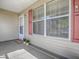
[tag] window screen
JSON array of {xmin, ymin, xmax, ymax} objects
[
  {"xmin": 33, "ymin": 5, "xmax": 44, "ymax": 35},
  {"xmin": 46, "ymin": 0, "xmax": 69, "ymax": 17},
  {"xmin": 33, "ymin": 6, "xmax": 44, "ymax": 21},
  {"xmin": 33, "ymin": 21, "xmax": 44, "ymax": 35},
  {"xmin": 46, "ymin": 0, "xmax": 69, "ymax": 38},
  {"xmin": 46, "ymin": 16, "xmax": 69, "ymax": 38}
]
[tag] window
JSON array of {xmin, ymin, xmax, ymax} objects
[
  {"xmin": 33, "ymin": 0, "xmax": 69, "ymax": 38},
  {"xmin": 20, "ymin": 26, "xmax": 23, "ymax": 34},
  {"xmin": 33, "ymin": 21, "xmax": 44, "ymax": 35},
  {"xmin": 33, "ymin": 5, "xmax": 44, "ymax": 35},
  {"xmin": 46, "ymin": 0, "xmax": 69, "ymax": 38},
  {"xmin": 46, "ymin": 16, "xmax": 69, "ymax": 38},
  {"xmin": 46, "ymin": 0, "xmax": 69, "ymax": 17}
]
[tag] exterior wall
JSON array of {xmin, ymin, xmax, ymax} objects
[
  {"xmin": 21, "ymin": 0, "xmax": 79, "ymax": 59},
  {"xmin": 29, "ymin": 35, "xmax": 79, "ymax": 59},
  {"xmin": 0, "ymin": 9, "xmax": 19, "ymax": 41}
]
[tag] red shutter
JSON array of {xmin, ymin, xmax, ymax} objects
[
  {"xmin": 72, "ymin": 0, "xmax": 79, "ymax": 43},
  {"xmin": 28, "ymin": 9, "xmax": 32, "ymax": 35}
]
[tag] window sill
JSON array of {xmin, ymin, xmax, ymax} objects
[{"xmin": 32, "ymin": 34, "xmax": 71, "ymax": 42}]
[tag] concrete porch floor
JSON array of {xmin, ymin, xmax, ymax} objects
[{"xmin": 0, "ymin": 40, "xmax": 57, "ymax": 59}]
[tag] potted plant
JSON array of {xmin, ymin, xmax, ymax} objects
[
  {"xmin": 25, "ymin": 40, "xmax": 30, "ymax": 45},
  {"xmin": 23, "ymin": 38, "xmax": 30, "ymax": 45}
]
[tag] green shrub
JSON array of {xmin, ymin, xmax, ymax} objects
[{"xmin": 23, "ymin": 38, "xmax": 30, "ymax": 43}]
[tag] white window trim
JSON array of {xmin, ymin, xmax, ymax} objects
[
  {"xmin": 44, "ymin": 3, "xmax": 46, "ymax": 37},
  {"xmin": 69, "ymin": 0, "xmax": 72, "ymax": 41},
  {"xmin": 46, "ymin": 14, "xmax": 69, "ymax": 20},
  {"xmin": 32, "ymin": 19, "xmax": 44, "ymax": 22}
]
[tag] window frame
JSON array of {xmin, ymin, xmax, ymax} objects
[
  {"xmin": 32, "ymin": 0, "xmax": 72, "ymax": 40},
  {"xmin": 32, "ymin": 5, "xmax": 44, "ymax": 35}
]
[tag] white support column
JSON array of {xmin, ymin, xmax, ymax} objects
[{"xmin": 44, "ymin": 3, "xmax": 46, "ymax": 37}]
